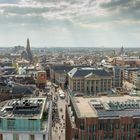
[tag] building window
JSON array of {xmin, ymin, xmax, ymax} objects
[
  {"xmin": 80, "ymin": 123, "xmax": 84, "ymax": 130},
  {"xmin": 43, "ymin": 135, "xmax": 46, "ymax": 140},
  {"xmin": 7, "ymin": 119, "xmax": 15, "ymax": 130},
  {"xmin": 122, "ymin": 124, "xmax": 125, "ymax": 131},
  {"xmin": 73, "ymin": 83, "xmax": 76, "ymax": 90},
  {"xmin": 92, "ymin": 135, "xmax": 96, "ymax": 140},
  {"xmin": 126, "ymin": 124, "xmax": 131, "ymax": 132},
  {"xmin": 88, "ymin": 135, "xmax": 91, "ymax": 140},
  {"xmin": 87, "ymin": 87, "xmax": 89, "ymax": 92},
  {"xmin": 96, "ymin": 86, "xmax": 98, "ymax": 91},
  {"xmin": 109, "ymin": 133, "xmax": 113, "ymax": 139},
  {"xmin": 30, "ymin": 135, "xmax": 35, "ymax": 140},
  {"xmin": 0, "ymin": 134, "xmax": 2, "ymax": 140},
  {"xmin": 98, "ymin": 135, "xmax": 102, "ymax": 140},
  {"xmin": 0, "ymin": 119, "xmax": 1, "ymax": 129},
  {"xmin": 81, "ymin": 134, "xmax": 84, "ymax": 140},
  {"xmin": 92, "ymin": 124, "xmax": 96, "ymax": 132},
  {"xmin": 99, "ymin": 122, "xmax": 102, "ymax": 130},
  {"xmin": 138, "ymin": 123, "xmax": 140, "ymax": 132},
  {"xmin": 132, "ymin": 134, "xmax": 136, "ymax": 140},
  {"xmin": 104, "ymin": 133, "xmax": 108, "ymax": 139},
  {"xmin": 109, "ymin": 123, "xmax": 113, "ymax": 132},
  {"xmin": 77, "ymin": 85, "xmax": 80, "ymax": 91},
  {"xmin": 96, "ymin": 81, "xmax": 98, "ymax": 84},
  {"xmin": 74, "ymin": 133, "xmax": 78, "ymax": 139},
  {"xmin": 115, "ymin": 123, "xmax": 119, "ymax": 129},
  {"xmin": 91, "ymin": 86, "xmax": 93, "ymax": 92},
  {"xmin": 121, "ymin": 134, "xmax": 125, "ymax": 140},
  {"xmin": 116, "ymin": 133, "xmax": 119, "ymax": 140},
  {"xmin": 126, "ymin": 134, "xmax": 130, "ymax": 140},
  {"xmin": 13, "ymin": 134, "xmax": 19, "ymax": 140}
]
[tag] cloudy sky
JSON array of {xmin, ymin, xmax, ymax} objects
[{"xmin": 0, "ymin": 0, "xmax": 139, "ymax": 47}]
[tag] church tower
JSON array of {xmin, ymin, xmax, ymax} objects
[
  {"xmin": 120, "ymin": 46, "xmax": 124, "ymax": 56},
  {"xmin": 26, "ymin": 38, "xmax": 33, "ymax": 62}
]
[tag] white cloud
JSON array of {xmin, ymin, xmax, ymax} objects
[
  {"xmin": 0, "ymin": 0, "xmax": 109, "ymax": 20},
  {"xmin": 0, "ymin": 0, "xmax": 140, "ymax": 47}
]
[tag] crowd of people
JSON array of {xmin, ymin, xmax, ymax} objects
[{"xmin": 52, "ymin": 88, "xmax": 65, "ymax": 140}]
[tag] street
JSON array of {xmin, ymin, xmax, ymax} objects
[
  {"xmin": 34, "ymin": 83, "xmax": 67, "ymax": 140},
  {"xmin": 51, "ymin": 87, "xmax": 66, "ymax": 140}
]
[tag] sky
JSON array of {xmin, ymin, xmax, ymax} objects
[{"xmin": 0, "ymin": 0, "xmax": 140, "ymax": 47}]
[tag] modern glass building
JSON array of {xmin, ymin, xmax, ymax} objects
[{"xmin": 0, "ymin": 98, "xmax": 52, "ymax": 140}]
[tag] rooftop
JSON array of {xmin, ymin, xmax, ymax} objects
[
  {"xmin": 0, "ymin": 97, "xmax": 47, "ymax": 119},
  {"xmin": 72, "ymin": 95, "xmax": 140, "ymax": 118},
  {"xmin": 125, "ymin": 67, "xmax": 140, "ymax": 71},
  {"xmin": 68, "ymin": 67, "xmax": 111, "ymax": 78}
]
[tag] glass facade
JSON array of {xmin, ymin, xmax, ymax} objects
[{"xmin": 0, "ymin": 118, "xmax": 41, "ymax": 131}]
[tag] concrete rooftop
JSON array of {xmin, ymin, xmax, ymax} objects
[{"xmin": 73, "ymin": 95, "xmax": 140, "ymax": 118}]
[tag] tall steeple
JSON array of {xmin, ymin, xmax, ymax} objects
[
  {"xmin": 26, "ymin": 38, "xmax": 33, "ymax": 62},
  {"xmin": 119, "ymin": 46, "xmax": 125, "ymax": 56},
  {"xmin": 26, "ymin": 38, "xmax": 30, "ymax": 50}
]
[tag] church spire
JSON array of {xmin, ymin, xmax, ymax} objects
[
  {"xmin": 26, "ymin": 38, "xmax": 33, "ymax": 62},
  {"xmin": 26, "ymin": 38, "xmax": 30, "ymax": 51}
]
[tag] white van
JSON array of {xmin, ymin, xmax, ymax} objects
[{"xmin": 59, "ymin": 90, "xmax": 65, "ymax": 99}]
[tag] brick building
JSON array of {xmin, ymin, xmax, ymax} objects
[
  {"xmin": 66, "ymin": 95, "xmax": 140, "ymax": 140},
  {"xmin": 115, "ymin": 57, "xmax": 140, "ymax": 67}
]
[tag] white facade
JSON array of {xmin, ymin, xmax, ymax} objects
[
  {"xmin": 1, "ymin": 133, "xmax": 48, "ymax": 140},
  {"xmin": 35, "ymin": 134, "xmax": 43, "ymax": 140},
  {"xmin": 19, "ymin": 133, "xmax": 29, "ymax": 140},
  {"xmin": 3, "ymin": 133, "xmax": 13, "ymax": 140}
]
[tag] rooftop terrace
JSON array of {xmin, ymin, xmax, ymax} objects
[
  {"xmin": 72, "ymin": 95, "xmax": 140, "ymax": 118},
  {"xmin": 0, "ymin": 98, "xmax": 47, "ymax": 119}
]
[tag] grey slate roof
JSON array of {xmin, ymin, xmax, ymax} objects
[
  {"xmin": 68, "ymin": 68, "xmax": 111, "ymax": 78},
  {"xmin": 51, "ymin": 65, "xmax": 90, "ymax": 74},
  {"xmin": 12, "ymin": 85, "xmax": 34, "ymax": 95},
  {"xmin": 51, "ymin": 65, "xmax": 74, "ymax": 73}
]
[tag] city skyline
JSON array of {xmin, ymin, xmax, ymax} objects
[{"xmin": 0, "ymin": 0, "xmax": 140, "ymax": 47}]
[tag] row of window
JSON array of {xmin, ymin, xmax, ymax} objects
[
  {"xmin": 73, "ymin": 80, "xmax": 111, "ymax": 84},
  {"xmin": 76, "ymin": 133, "xmax": 136, "ymax": 140},
  {"xmin": 80, "ymin": 123, "xmax": 140, "ymax": 132}
]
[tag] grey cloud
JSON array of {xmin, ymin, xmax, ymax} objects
[
  {"xmin": 3, "ymin": 6, "xmax": 51, "ymax": 15},
  {"xmin": 0, "ymin": 0, "xmax": 19, "ymax": 4},
  {"xmin": 0, "ymin": 14, "xmax": 45, "ymax": 25},
  {"xmin": 0, "ymin": 11, "xmax": 73, "ymax": 30},
  {"xmin": 98, "ymin": 0, "xmax": 140, "ymax": 22},
  {"xmin": 1, "ymin": 0, "xmax": 140, "ymax": 29},
  {"xmin": 101, "ymin": 0, "xmax": 132, "ymax": 9},
  {"xmin": 0, "ymin": 0, "xmax": 98, "ymax": 21}
]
